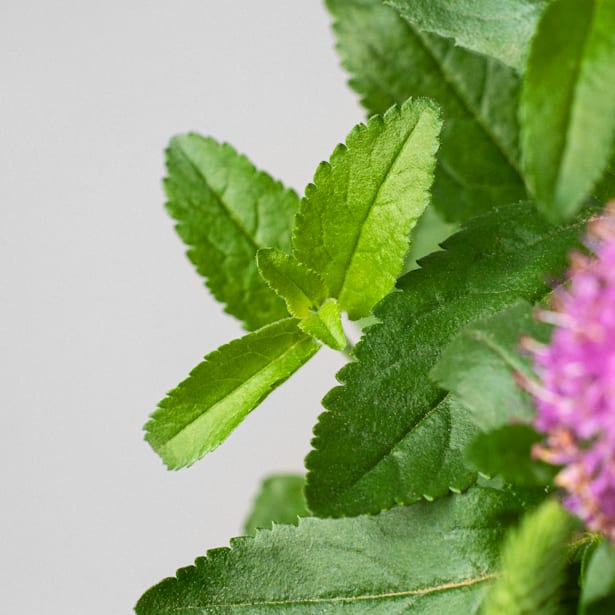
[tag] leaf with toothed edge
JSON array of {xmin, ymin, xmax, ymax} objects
[
  {"xmin": 306, "ymin": 202, "xmax": 593, "ymax": 518},
  {"xmin": 135, "ymin": 487, "xmax": 529, "ymax": 615},
  {"xmin": 325, "ymin": 0, "xmax": 527, "ymax": 223},
  {"xmin": 165, "ymin": 134, "xmax": 298, "ymax": 331},
  {"xmin": 292, "ymin": 97, "xmax": 442, "ymax": 320},
  {"xmin": 145, "ymin": 318, "xmax": 319, "ymax": 469},
  {"xmin": 243, "ymin": 474, "xmax": 309, "ymax": 535}
]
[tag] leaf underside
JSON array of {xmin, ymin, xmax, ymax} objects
[
  {"xmin": 136, "ymin": 487, "xmax": 526, "ymax": 615},
  {"xmin": 387, "ymin": 0, "xmax": 548, "ymax": 72},
  {"xmin": 306, "ymin": 202, "xmax": 590, "ymax": 518},
  {"xmin": 145, "ymin": 318, "xmax": 319, "ymax": 469},
  {"xmin": 520, "ymin": 0, "xmax": 615, "ymax": 221},
  {"xmin": 165, "ymin": 134, "xmax": 298, "ymax": 330},
  {"xmin": 293, "ymin": 98, "xmax": 442, "ymax": 320},
  {"xmin": 325, "ymin": 0, "xmax": 527, "ymax": 222}
]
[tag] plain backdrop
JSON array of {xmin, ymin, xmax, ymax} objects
[{"xmin": 1, "ymin": 1, "xmax": 363, "ymax": 612}]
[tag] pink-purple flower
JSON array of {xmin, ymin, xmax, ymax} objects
[{"xmin": 527, "ymin": 203, "xmax": 615, "ymax": 540}]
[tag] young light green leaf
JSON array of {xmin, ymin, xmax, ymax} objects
[
  {"xmin": 243, "ymin": 474, "xmax": 309, "ymax": 535},
  {"xmin": 326, "ymin": 0, "xmax": 527, "ymax": 222},
  {"xmin": 298, "ymin": 298, "xmax": 346, "ymax": 351},
  {"xmin": 145, "ymin": 318, "xmax": 319, "ymax": 469},
  {"xmin": 387, "ymin": 0, "xmax": 548, "ymax": 72},
  {"xmin": 480, "ymin": 500, "xmax": 576, "ymax": 615},
  {"xmin": 256, "ymin": 248, "xmax": 329, "ymax": 318},
  {"xmin": 306, "ymin": 202, "xmax": 591, "ymax": 518},
  {"xmin": 136, "ymin": 488, "xmax": 525, "ymax": 615},
  {"xmin": 293, "ymin": 98, "xmax": 442, "ymax": 320},
  {"xmin": 165, "ymin": 134, "xmax": 298, "ymax": 330},
  {"xmin": 430, "ymin": 300, "xmax": 550, "ymax": 431},
  {"xmin": 520, "ymin": 0, "xmax": 615, "ymax": 221},
  {"xmin": 466, "ymin": 425, "xmax": 557, "ymax": 487},
  {"xmin": 256, "ymin": 248, "xmax": 328, "ymax": 318},
  {"xmin": 580, "ymin": 540, "xmax": 615, "ymax": 615}
]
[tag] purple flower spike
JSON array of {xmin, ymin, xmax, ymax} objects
[{"xmin": 528, "ymin": 203, "xmax": 615, "ymax": 540}]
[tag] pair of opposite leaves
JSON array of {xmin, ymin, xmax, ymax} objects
[{"xmin": 145, "ymin": 98, "xmax": 443, "ymax": 469}]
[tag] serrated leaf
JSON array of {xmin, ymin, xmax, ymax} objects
[
  {"xmin": 256, "ymin": 248, "xmax": 328, "ymax": 318},
  {"xmin": 431, "ymin": 300, "xmax": 550, "ymax": 431},
  {"xmin": 293, "ymin": 98, "xmax": 442, "ymax": 320},
  {"xmin": 325, "ymin": 0, "xmax": 527, "ymax": 222},
  {"xmin": 404, "ymin": 206, "xmax": 459, "ymax": 273},
  {"xmin": 466, "ymin": 425, "xmax": 557, "ymax": 487},
  {"xmin": 580, "ymin": 540, "xmax": 615, "ymax": 615},
  {"xmin": 136, "ymin": 487, "xmax": 525, "ymax": 615},
  {"xmin": 243, "ymin": 474, "xmax": 309, "ymax": 535},
  {"xmin": 145, "ymin": 318, "xmax": 319, "ymax": 469},
  {"xmin": 387, "ymin": 0, "xmax": 548, "ymax": 72},
  {"xmin": 480, "ymin": 500, "xmax": 576, "ymax": 615},
  {"xmin": 520, "ymin": 0, "xmax": 615, "ymax": 221},
  {"xmin": 165, "ymin": 134, "xmax": 298, "ymax": 330},
  {"xmin": 298, "ymin": 298, "xmax": 347, "ymax": 351},
  {"xmin": 306, "ymin": 202, "xmax": 590, "ymax": 518}
]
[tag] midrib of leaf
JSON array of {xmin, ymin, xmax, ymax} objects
[
  {"xmin": 156, "ymin": 333, "xmax": 317, "ymax": 453},
  {"xmin": 551, "ymin": 1, "xmax": 597, "ymax": 200},
  {"xmin": 408, "ymin": 23, "xmax": 523, "ymax": 180},
  {"xmin": 168, "ymin": 574, "xmax": 495, "ymax": 610},
  {"xmin": 176, "ymin": 145, "xmax": 261, "ymax": 252},
  {"xmin": 336, "ymin": 116, "xmax": 424, "ymax": 302},
  {"xmin": 467, "ymin": 329, "xmax": 532, "ymax": 376}
]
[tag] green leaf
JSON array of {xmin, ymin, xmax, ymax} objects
[
  {"xmin": 256, "ymin": 248, "xmax": 328, "ymax": 318},
  {"xmin": 243, "ymin": 474, "xmax": 309, "ymax": 535},
  {"xmin": 520, "ymin": 0, "xmax": 615, "ymax": 221},
  {"xmin": 325, "ymin": 0, "xmax": 527, "ymax": 222},
  {"xmin": 293, "ymin": 98, "xmax": 442, "ymax": 320},
  {"xmin": 480, "ymin": 500, "xmax": 576, "ymax": 615},
  {"xmin": 306, "ymin": 202, "xmax": 590, "ymax": 518},
  {"xmin": 298, "ymin": 298, "xmax": 347, "ymax": 351},
  {"xmin": 430, "ymin": 300, "xmax": 550, "ymax": 431},
  {"xmin": 404, "ymin": 206, "xmax": 459, "ymax": 273},
  {"xmin": 387, "ymin": 0, "xmax": 548, "ymax": 72},
  {"xmin": 145, "ymin": 318, "xmax": 319, "ymax": 469},
  {"xmin": 136, "ymin": 487, "xmax": 526, "ymax": 615},
  {"xmin": 580, "ymin": 540, "xmax": 615, "ymax": 614},
  {"xmin": 465, "ymin": 425, "xmax": 557, "ymax": 487},
  {"xmin": 165, "ymin": 134, "xmax": 298, "ymax": 330}
]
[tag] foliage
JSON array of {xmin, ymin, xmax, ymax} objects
[{"xmin": 137, "ymin": 1, "xmax": 615, "ymax": 613}]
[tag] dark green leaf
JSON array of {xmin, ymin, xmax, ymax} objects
[
  {"xmin": 145, "ymin": 318, "xmax": 319, "ymax": 469},
  {"xmin": 326, "ymin": 0, "xmax": 527, "ymax": 222},
  {"xmin": 520, "ymin": 0, "xmax": 615, "ymax": 221},
  {"xmin": 165, "ymin": 134, "xmax": 298, "ymax": 330},
  {"xmin": 580, "ymin": 540, "xmax": 615, "ymax": 615},
  {"xmin": 293, "ymin": 98, "xmax": 442, "ymax": 320},
  {"xmin": 465, "ymin": 425, "xmax": 557, "ymax": 487},
  {"xmin": 387, "ymin": 0, "xmax": 548, "ymax": 72},
  {"xmin": 306, "ymin": 202, "xmax": 589, "ymax": 518},
  {"xmin": 136, "ymin": 488, "xmax": 525, "ymax": 615},
  {"xmin": 243, "ymin": 474, "xmax": 309, "ymax": 535}
]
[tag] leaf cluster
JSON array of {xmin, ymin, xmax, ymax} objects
[{"xmin": 137, "ymin": 1, "xmax": 615, "ymax": 613}]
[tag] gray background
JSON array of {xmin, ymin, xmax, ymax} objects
[{"xmin": 1, "ymin": 1, "xmax": 362, "ymax": 612}]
